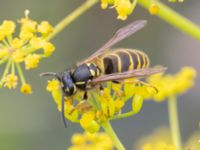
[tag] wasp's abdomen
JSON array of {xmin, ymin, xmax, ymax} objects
[{"xmin": 102, "ymin": 49, "xmax": 149, "ymax": 74}]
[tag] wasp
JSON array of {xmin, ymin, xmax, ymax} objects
[{"xmin": 41, "ymin": 20, "xmax": 166, "ymax": 127}]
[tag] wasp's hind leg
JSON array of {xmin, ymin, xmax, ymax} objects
[
  {"xmin": 136, "ymin": 80, "xmax": 158, "ymax": 93},
  {"xmin": 124, "ymin": 79, "xmax": 158, "ymax": 93}
]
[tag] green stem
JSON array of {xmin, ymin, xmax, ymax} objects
[
  {"xmin": 168, "ymin": 96, "xmax": 182, "ymax": 150},
  {"xmin": 111, "ymin": 110, "xmax": 137, "ymax": 120},
  {"xmin": 0, "ymin": 57, "xmax": 8, "ymax": 65},
  {"xmin": 138, "ymin": 0, "xmax": 200, "ymax": 41},
  {"xmin": 0, "ymin": 59, "xmax": 12, "ymax": 87},
  {"xmin": 46, "ymin": 0, "xmax": 98, "ymax": 41},
  {"xmin": 101, "ymin": 120, "xmax": 125, "ymax": 150},
  {"xmin": 16, "ymin": 63, "xmax": 26, "ymax": 84}
]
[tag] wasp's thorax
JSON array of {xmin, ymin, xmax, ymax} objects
[
  {"xmin": 60, "ymin": 63, "xmax": 101, "ymax": 96},
  {"xmin": 72, "ymin": 63, "xmax": 101, "ymax": 90}
]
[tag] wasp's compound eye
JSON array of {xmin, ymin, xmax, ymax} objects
[{"xmin": 62, "ymin": 72, "xmax": 76, "ymax": 96}]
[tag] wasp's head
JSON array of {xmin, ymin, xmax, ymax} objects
[
  {"xmin": 40, "ymin": 71, "xmax": 77, "ymax": 96},
  {"xmin": 40, "ymin": 71, "xmax": 77, "ymax": 128},
  {"xmin": 60, "ymin": 71, "xmax": 77, "ymax": 96}
]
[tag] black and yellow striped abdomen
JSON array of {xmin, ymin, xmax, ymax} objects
[{"xmin": 100, "ymin": 49, "xmax": 150, "ymax": 74}]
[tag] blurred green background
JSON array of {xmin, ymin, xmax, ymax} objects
[{"xmin": 0, "ymin": 0, "xmax": 199, "ymax": 150}]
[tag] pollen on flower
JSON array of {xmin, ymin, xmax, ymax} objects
[
  {"xmin": 100, "ymin": 0, "xmax": 136, "ymax": 20},
  {"xmin": 46, "ymin": 79, "xmax": 60, "ymax": 92},
  {"xmin": 20, "ymin": 83, "xmax": 32, "ymax": 94},
  {"xmin": 0, "ymin": 10, "xmax": 54, "ymax": 93},
  {"xmin": 3, "ymin": 74, "xmax": 18, "ymax": 89},
  {"xmin": 24, "ymin": 54, "xmax": 40, "ymax": 69}
]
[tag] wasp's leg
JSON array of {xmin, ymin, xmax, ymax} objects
[
  {"xmin": 99, "ymin": 84, "xmax": 104, "ymax": 95},
  {"xmin": 137, "ymin": 80, "xmax": 158, "ymax": 93},
  {"xmin": 124, "ymin": 79, "xmax": 158, "ymax": 93},
  {"xmin": 83, "ymin": 91, "xmax": 88, "ymax": 100}
]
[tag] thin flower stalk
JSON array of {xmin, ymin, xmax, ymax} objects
[
  {"xmin": 168, "ymin": 96, "xmax": 182, "ymax": 150},
  {"xmin": 138, "ymin": 0, "xmax": 200, "ymax": 41},
  {"xmin": 46, "ymin": 0, "xmax": 98, "ymax": 41}
]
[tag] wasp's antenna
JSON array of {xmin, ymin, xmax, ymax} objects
[
  {"xmin": 40, "ymin": 72, "xmax": 57, "ymax": 77},
  {"xmin": 61, "ymin": 88, "xmax": 67, "ymax": 128},
  {"xmin": 40, "ymin": 71, "xmax": 67, "ymax": 127}
]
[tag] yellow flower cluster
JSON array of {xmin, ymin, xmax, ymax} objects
[
  {"xmin": 68, "ymin": 132, "xmax": 114, "ymax": 150},
  {"xmin": 136, "ymin": 127, "xmax": 200, "ymax": 150},
  {"xmin": 0, "ymin": 10, "xmax": 54, "ymax": 94},
  {"xmin": 100, "ymin": 0, "xmax": 137, "ymax": 20},
  {"xmin": 147, "ymin": 67, "xmax": 196, "ymax": 101},
  {"xmin": 46, "ymin": 67, "xmax": 196, "ymax": 132},
  {"xmin": 135, "ymin": 127, "xmax": 177, "ymax": 150},
  {"xmin": 46, "ymin": 79, "xmax": 155, "ymax": 132}
]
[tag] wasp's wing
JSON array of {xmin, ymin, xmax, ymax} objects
[
  {"xmin": 89, "ymin": 67, "xmax": 167, "ymax": 84},
  {"xmin": 81, "ymin": 20, "xmax": 147, "ymax": 64}
]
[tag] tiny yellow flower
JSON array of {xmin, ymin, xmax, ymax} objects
[
  {"xmin": 43, "ymin": 42, "xmax": 55, "ymax": 56},
  {"xmin": 20, "ymin": 83, "xmax": 32, "ymax": 94},
  {"xmin": 80, "ymin": 112, "xmax": 100, "ymax": 133},
  {"xmin": 19, "ymin": 18, "xmax": 37, "ymax": 33},
  {"xmin": 19, "ymin": 30, "xmax": 34, "ymax": 40},
  {"xmin": 29, "ymin": 37, "xmax": 44, "ymax": 49},
  {"xmin": 100, "ymin": 0, "xmax": 136, "ymax": 20},
  {"xmin": 37, "ymin": 21, "xmax": 53, "ymax": 35},
  {"xmin": 11, "ymin": 38, "xmax": 24, "ymax": 49},
  {"xmin": 101, "ymin": 0, "xmax": 112, "ymax": 9},
  {"xmin": 1, "ymin": 20, "xmax": 16, "ymax": 36},
  {"xmin": 149, "ymin": 3, "xmax": 159, "ymax": 15},
  {"xmin": 12, "ymin": 51, "xmax": 25, "ymax": 63},
  {"xmin": 115, "ymin": 0, "xmax": 132, "ymax": 20},
  {"xmin": 46, "ymin": 79, "xmax": 60, "ymax": 92},
  {"xmin": 24, "ymin": 54, "xmax": 40, "ymax": 69},
  {"xmin": 3, "ymin": 74, "xmax": 18, "ymax": 89}
]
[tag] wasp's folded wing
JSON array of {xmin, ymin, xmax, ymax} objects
[
  {"xmin": 90, "ymin": 67, "xmax": 167, "ymax": 84},
  {"xmin": 81, "ymin": 20, "xmax": 147, "ymax": 64}
]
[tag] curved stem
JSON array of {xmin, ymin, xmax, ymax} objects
[
  {"xmin": 46, "ymin": 0, "xmax": 98, "ymax": 41},
  {"xmin": 138, "ymin": 0, "xmax": 200, "ymax": 41},
  {"xmin": 111, "ymin": 110, "xmax": 137, "ymax": 120},
  {"xmin": 168, "ymin": 96, "xmax": 182, "ymax": 150},
  {"xmin": 101, "ymin": 120, "xmax": 125, "ymax": 150}
]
